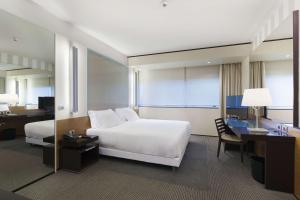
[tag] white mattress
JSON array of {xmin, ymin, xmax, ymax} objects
[
  {"xmin": 86, "ymin": 119, "xmax": 191, "ymax": 158},
  {"xmin": 25, "ymin": 120, "xmax": 54, "ymax": 139}
]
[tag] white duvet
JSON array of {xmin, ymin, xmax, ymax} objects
[
  {"xmin": 86, "ymin": 119, "xmax": 191, "ymax": 158},
  {"xmin": 25, "ymin": 120, "xmax": 54, "ymax": 139}
]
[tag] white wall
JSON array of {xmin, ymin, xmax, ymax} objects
[
  {"xmin": 55, "ymin": 34, "xmax": 70, "ymax": 119},
  {"xmin": 267, "ymin": 109, "xmax": 293, "ymax": 124},
  {"xmin": 55, "ymin": 34, "xmax": 87, "ymax": 120},
  {"xmin": 139, "ymin": 107, "xmax": 219, "ymax": 136},
  {"xmin": 76, "ymin": 42, "xmax": 88, "ymax": 118},
  {"xmin": 87, "ymin": 50, "xmax": 128, "ymax": 110}
]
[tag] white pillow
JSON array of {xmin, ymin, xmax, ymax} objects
[
  {"xmin": 115, "ymin": 107, "xmax": 139, "ymax": 121},
  {"xmin": 88, "ymin": 109, "xmax": 124, "ymax": 129}
]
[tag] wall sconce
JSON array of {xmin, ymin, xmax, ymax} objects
[{"xmin": 72, "ymin": 46, "xmax": 78, "ymax": 113}]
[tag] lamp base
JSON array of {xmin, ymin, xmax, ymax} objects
[{"xmin": 247, "ymin": 127, "xmax": 269, "ymax": 133}]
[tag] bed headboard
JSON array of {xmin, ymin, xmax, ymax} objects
[{"xmin": 56, "ymin": 116, "xmax": 91, "ymax": 141}]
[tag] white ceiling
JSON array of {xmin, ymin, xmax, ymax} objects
[
  {"xmin": 250, "ymin": 39, "xmax": 292, "ymax": 62},
  {"xmin": 267, "ymin": 15, "xmax": 293, "ymax": 40},
  {"xmin": 30, "ymin": 0, "xmax": 286, "ymax": 56},
  {"xmin": 0, "ymin": 10, "xmax": 55, "ymax": 62}
]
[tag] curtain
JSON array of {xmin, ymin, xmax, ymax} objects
[
  {"xmin": 221, "ymin": 63, "xmax": 242, "ymax": 117},
  {"xmin": 249, "ymin": 61, "xmax": 265, "ymax": 117},
  {"xmin": 0, "ymin": 77, "xmax": 5, "ymax": 93},
  {"xmin": 250, "ymin": 61, "xmax": 265, "ymax": 88}
]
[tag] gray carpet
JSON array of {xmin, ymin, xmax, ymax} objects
[
  {"xmin": 97, "ymin": 140, "xmax": 208, "ymax": 190},
  {"xmin": 17, "ymin": 136, "xmax": 296, "ymax": 200},
  {"xmin": 0, "ymin": 137, "xmax": 53, "ymax": 191}
]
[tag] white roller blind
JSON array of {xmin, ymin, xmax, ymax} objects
[
  {"xmin": 138, "ymin": 65, "xmax": 220, "ymax": 107},
  {"xmin": 186, "ymin": 65, "xmax": 220, "ymax": 107},
  {"xmin": 139, "ymin": 68, "xmax": 185, "ymax": 106},
  {"xmin": 265, "ymin": 61, "xmax": 293, "ymax": 109},
  {"xmin": 26, "ymin": 77, "xmax": 53, "ymax": 105}
]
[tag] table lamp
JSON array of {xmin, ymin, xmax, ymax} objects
[
  {"xmin": 241, "ymin": 88, "xmax": 272, "ymax": 132},
  {"xmin": 0, "ymin": 94, "xmax": 18, "ymax": 115}
]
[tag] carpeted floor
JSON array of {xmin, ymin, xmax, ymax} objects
[
  {"xmin": 17, "ymin": 136, "xmax": 296, "ymax": 200},
  {"xmin": 0, "ymin": 137, "xmax": 53, "ymax": 191}
]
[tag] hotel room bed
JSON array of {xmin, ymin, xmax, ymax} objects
[
  {"xmin": 25, "ymin": 120, "xmax": 54, "ymax": 146},
  {"xmin": 86, "ymin": 119, "xmax": 191, "ymax": 167}
]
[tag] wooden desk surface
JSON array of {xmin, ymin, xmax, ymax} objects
[{"xmin": 231, "ymin": 127, "xmax": 294, "ymax": 141}]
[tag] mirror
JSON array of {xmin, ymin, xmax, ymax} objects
[
  {"xmin": 250, "ymin": 14, "xmax": 293, "ymax": 125},
  {"xmin": 0, "ymin": 10, "xmax": 55, "ymax": 192}
]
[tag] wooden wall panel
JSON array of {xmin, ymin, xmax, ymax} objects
[
  {"xmin": 55, "ymin": 116, "xmax": 91, "ymax": 170},
  {"xmin": 288, "ymin": 128, "xmax": 300, "ymax": 199},
  {"xmin": 56, "ymin": 116, "xmax": 91, "ymax": 141}
]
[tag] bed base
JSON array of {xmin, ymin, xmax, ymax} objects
[
  {"xmin": 98, "ymin": 147, "xmax": 185, "ymax": 167},
  {"xmin": 25, "ymin": 137, "xmax": 49, "ymax": 146}
]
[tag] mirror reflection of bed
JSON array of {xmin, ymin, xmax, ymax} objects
[{"xmin": 0, "ymin": 10, "xmax": 55, "ymax": 192}]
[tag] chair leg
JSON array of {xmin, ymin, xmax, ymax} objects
[
  {"xmin": 217, "ymin": 139, "xmax": 221, "ymax": 158},
  {"xmin": 240, "ymin": 144, "xmax": 244, "ymax": 163}
]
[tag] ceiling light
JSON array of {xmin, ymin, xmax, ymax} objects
[
  {"xmin": 161, "ymin": 0, "xmax": 168, "ymax": 7},
  {"xmin": 285, "ymin": 54, "xmax": 291, "ymax": 58},
  {"xmin": 207, "ymin": 61, "xmax": 211, "ymax": 64}
]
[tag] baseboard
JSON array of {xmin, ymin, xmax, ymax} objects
[{"xmin": 192, "ymin": 134, "xmax": 218, "ymax": 137}]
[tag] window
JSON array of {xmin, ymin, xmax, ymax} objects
[
  {"xmin": 265, "ymin": 61, "xmax": 293, "ymax": 109},
  {"xmin": 26, "ymin": 77, "xmax": 53, "ymax": 105},
  {"xmin": 138, "ymin": 65, "xmax": 220, "ymax": 107},
  {"xmin": 139, "ymin": 68, "xmax": 185, "ymax": 106},
  {"xmin": 186, "ymin": 66, "xmax": 220, "ymax": 107}
]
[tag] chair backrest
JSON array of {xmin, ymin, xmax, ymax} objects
[{"xmin": 215, "ymin": 118, "xmax": 227, "ymax": 139}]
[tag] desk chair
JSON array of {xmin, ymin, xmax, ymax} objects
[{"xmin": 215, "ymin": 118, "xmax": 245, "ymax": 162}]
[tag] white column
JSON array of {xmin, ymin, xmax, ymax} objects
[{"xmin": 241, "ymin": 56, "xmax": 250, "ymax": 92}]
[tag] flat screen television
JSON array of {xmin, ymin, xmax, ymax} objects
[{"xmin": 38, "ymin": 97, "xmax": 54, "ymax": 112}]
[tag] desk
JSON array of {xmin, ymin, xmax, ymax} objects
[
  {"xmin": 0, "ymin": 113, "xmax": 53, "ymax": 137},
  {"xmin": 230, "ymin": 124, "xmax": 295, "ymax": 193}
]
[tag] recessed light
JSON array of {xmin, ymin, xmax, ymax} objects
[
  {"xmin": 207, "ymin": 61, "xmax": 211, "ymax": 64},
  {"xmin": 161, "ymin": 0, "xmax": 168, "ymax": 7}
]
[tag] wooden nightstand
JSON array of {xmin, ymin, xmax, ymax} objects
[{"xmin": 60, "ymin": 135, "xmax": 99, "ymax": 172}]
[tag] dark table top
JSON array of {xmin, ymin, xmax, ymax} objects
[
  {"xmin": 227, "ymin": 119, "xmax": 294, "ymax": 141},
  {"xmin": 231, "ymin": 127, "xmax": 292, "ymax": 139}
]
